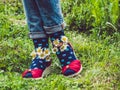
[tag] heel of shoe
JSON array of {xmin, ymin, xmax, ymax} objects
[{"xmin": 42, "ymin": 66, "xmax": 51, "ymax": 77}]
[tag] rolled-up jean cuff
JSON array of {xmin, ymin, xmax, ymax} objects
[
  {"xmin": 29, "ymin": 32, "xmax": 47, "ymax": 39},
  {"xmin": 43, "ymin": 22, "xmax": 66, "ymax": 34}
]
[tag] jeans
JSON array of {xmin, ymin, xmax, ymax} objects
[{"xmin": 22, "ymin": 0, "xmax": 66, "ymax": 39}]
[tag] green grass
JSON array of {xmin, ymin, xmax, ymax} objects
[{"xmin": 0, "ymin": 24, "xmax": 120, "ymax": 89}]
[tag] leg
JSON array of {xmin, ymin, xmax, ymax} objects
[
  {"xmin": 22, "ymin": 0, "xmax": 46, "ymax": 39},
  {"xmin": 35, "ymin": 0, "xmax": 82, "ymax": 77},
  {"xmin": 35, "ymin": 0, "xmax": 65, "ymax": 34},
  {"xmin": 22, "ymin": 0, "xmax": 51, "ymax": 79}
]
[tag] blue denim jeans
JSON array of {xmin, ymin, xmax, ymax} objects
[{"xmin": 22, "ymin": 0, "xmax": 65, "ymax": 39}]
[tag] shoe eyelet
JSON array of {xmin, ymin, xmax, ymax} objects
[
  {"xmin": 28, "ymin": 69, "xmax": 31, "ymax": 71},
  {"xmin": 66, "ymin": 65, "xmax": 69, "ymax": 69}
]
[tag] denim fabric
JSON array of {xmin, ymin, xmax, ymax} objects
[{"xmin": 22, "ymin": 0, "xmax": 65, "ymax": 39}]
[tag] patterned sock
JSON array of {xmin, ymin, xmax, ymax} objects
[
  {"xmin": 30, "ymin": 38, "xmax": 49, "ymax": 69},
  {"xmin": 33, "ymin": 38, "xmax": 49, "ymax": 49},
  {"xmin": 24, "ymin": 38, "xmax": 51, "ymax": 78},
  {"xmin": 49, "ymin": 31, "xmax": 78, "ymax": 76}
]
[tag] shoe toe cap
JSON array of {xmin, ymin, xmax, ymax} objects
[
  {"xmin": 63, "ymin": 69, "xmax": 76, "ymax": 76},
  {"xmin": 23, "ymin": 72, "xmax": 33, "ymax": 78}
]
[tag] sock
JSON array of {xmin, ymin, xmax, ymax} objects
[
  {"xmin": 33, "ymin": 38, "xmax": 49, "ymax": 49},
  {"xmin": 49, "ymin": 31, "xmax": 77, "ymax": 75},
  {"xmin": 24, "ymin": 38, "xmax": 50, "ymax": 78},
  {"xmin": 31, "ymin": 38, "xmax": 50, "ymax": 69}
]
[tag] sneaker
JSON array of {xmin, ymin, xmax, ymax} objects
[
  {"xmin": 22, "ymin": 47, "xmax": 52, "ymax": 79},
  {"xmin": 61, "ymin": 59, "xmax": 82, "ymax": 77}
]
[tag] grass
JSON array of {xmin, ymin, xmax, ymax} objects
[{"xmin": 0, "ymin": 22, "xmax": 120, "ymax": 89}]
